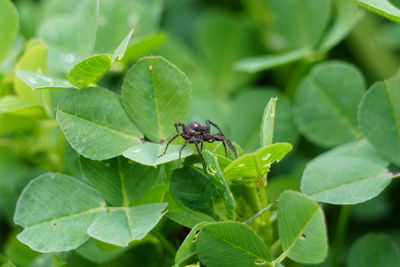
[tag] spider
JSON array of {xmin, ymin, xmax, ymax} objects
[{"xmin": 158, "ymin": 120, "xmax": 237, "ymax": 167}]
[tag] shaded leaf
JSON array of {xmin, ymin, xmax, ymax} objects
[
  {"xmin": 56, "ymin": 86, "xmax": 142, "ymax": 160},
  {"xmin": 14, "ymin": 173, "xmax": 106, "ymax": 253},
  {"xmin": 223, "ymin": 143, "xmax": 292, "ymax": 180},
  {"xmin": 358, "ymin": 77, "xmax": 400, "ymax": 166},
  {"xmin": 347, "ymin": 233, "xmax": 400, "ymax": 267},
  {"xmin": 88, "ymin": 203, "xmax": 167, "ymax": 247},
  {"xmin": 123, "ymin": 143, "xmax": 193, "ymax": 166},
  {"xmin": 121, "ymin": 56, "xmax": 191, "ymax": 142},
  {"xmin": 301, "ymin": 155, "xmax": 392, "ymax": 204},
  {"xmin": 75, "ymin": 239, "xmax": 127, "ymax": 264},
  {"xmin": 196, "ymin": 221, "xmax": 273, "ymax": 267},
  {"xmin": 294, "ymin": 61, "xmax": 365, "ymax": 147},
  {"xmin": 80, "ymin": 157, "xmax": 158, "ymax": 206},
  {"xmin": 277, "ymin": 191, "xmax": 327, "ymax": 264}
]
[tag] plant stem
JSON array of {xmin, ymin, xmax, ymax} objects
[
  {"xmin": 256, "ymin": 179, "xmax": 274, "ymax": 244},
  {"xmin": 331, "ymin": 205, "xmax": 351, "ymax": 267}
]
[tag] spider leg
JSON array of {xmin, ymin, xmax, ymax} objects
[
  {"xmin": 158, "ymin": 133, "xmax": 180, "ymax": 158},
  {"xmin": 175, "ymin": 123, "xmax": 185, "ymax": 133},
  {"xmin": 214, "ymin": 134, "xmax": 237, "ymax": 159},
  {"xmin": 177, "ymin": 140, "xmax": 188, "ymax": 167},
  {"xmin": 221, "ymin": 141, "xmax": 228, "ymax": 157},
  {"xmin": 206, "ymin": 120, "xmax": 224, "ymax": 135},
  {"xmin": 193, "ymin": 139, "xmax": 206, "ymax": 169},
  {"xmin": 200, "ymin": 142, "xmax": 204, "ymax": 152}
]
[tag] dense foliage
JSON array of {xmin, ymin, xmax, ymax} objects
[{"xmin": 1, "ymin": 0, "xmax": 400, "ymax": 266}]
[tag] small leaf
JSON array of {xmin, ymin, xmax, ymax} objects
[
  {"xmin": 294, "ymin": 61, "xmax": 365, "ymax": 147},
  {"xmin": 16, "ymin": 70, "xmax": 73, "ymax": 90},
  {"xmin": 0, "ymin": 96, "xmax": 44, "ymax": 117},
  {"xmin": 235, "ymin": 49, "xmax": 312, "ymax": 73},
  {"xmin": 170, "ymin": 167, "xmax": 217, "ymax": 218},
  {"xmin": 122, "ymin": 32, "xmax": 167, "ymax": 63},
  {"xmin": 57, "ymin": 86, "xmax": 142, "ymax": 160},
  {"xmin": 358, "ymin": 77, "xmax": 400, "ymax": 166},
  {"xmin": 203, "ymin": 150, "xmax": 235, "ymax": 216},
  {"xmin": 301, "ymin": 155, "xmax": 392, "ymax": 204},
  {"xmin": 261, "ymin": 97, "xmax": 277, "ymax": 147},
  {"xmin": 223, "ymin": 143, "xmax": 292, "ymax": 180},
  {"xmin": 318, "ymin": 0, "xmax": 365, "ymax": 51},
  {"xmin": 351, "ymin": 0, "xmax": 400, "ymax": 23},
  {"xmin": 14, "ymin": 173, "xmax": 106, "ymax": 253},
  {"xmin": 121, "ymin": 56, "xmax": 191, "ymax": 142},
  {"xmin": 87, "ymin": 203, "xmax": 167, "ymax": 247},
  {"xmin": 196, "ymin": 221, "xmax": 273, "ymax": 267},
  {"xmin": 112, "ymin": 29, "xmax": 134, "ymax": 61},
  {"xmin": 80, "ymin": 157, "xmax": 158, "ymax": 206},
  {"xmin": 277, "ymin": 191, "xmax": 328, "ymax": 264},
  {"xmin": 347, "ymin": 233, "xmax": 400, "ymax": 267},
  {"xmin": 123, "ymin": 143, "xmax": 193, "ymax": 166},
  {"xmin": 67, "ymin": 55, "xmax": 112, "ymax": 88},
  {"xmin": 0, "ymin": 0, "xmax": 19, "ymax": 63}
]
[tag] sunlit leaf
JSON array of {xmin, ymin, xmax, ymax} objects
[
  {"xmin": 16, "ymin": 70, "xmax": 73, "ymax": 90},
  {"xmin": 261, "ymin": 97, "xmax": 277, "ymax": 147},
  {"xmin": 351, "ymin": 0, "xmax": 400, "ymax": 23},
  {"xmin": 0, "ymin": 96, "xmax": 44, "ymax": 117},
  {"xmin": 0, "ymin": 0, "xmax": 19, "ymax": 63}
]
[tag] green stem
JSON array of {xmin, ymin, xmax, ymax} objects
[
  {"xmin": 331, "ymin": 205, "xmax": 351, "ymax": 267},
  {"xmin": 256, "ymin": 180, "xmax": 273, "ymax": 244},
  {"xmin": 152, "ymin": 230, "xmax": 176, "ymax": 257}
]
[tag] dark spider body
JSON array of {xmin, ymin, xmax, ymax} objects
[{"xmin": 158, "ymin": 120, "xmax": 237, "ymax": 166}]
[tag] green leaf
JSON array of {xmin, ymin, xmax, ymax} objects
[
  {"xmin": 170, "ymin": 167, "xmax": 217, "ymax": 217},
  {"xmin": 0, "ymin": 96, "xmax": 44, "ymax": 117},
  {"xmin": 175, "ymin": 222, "xmax": 211, "ymax": 266},
  {"xmin": 67, "ymin": 55, "xmax": 112, "ymax": 88},
  {"xmin": 223, "ymin": 143, "xmax": 292, "ymax": 180},
  {"xmin": 266, "ymin": 0, "xmax": 331, "ymax": 50},
  {"xmin": 87, "ymin": 203, "xmax": 167, "ymax": 247},
  {"xmin": 196, "ymin": 221, "xmax": 273, "ymax": 267},
  {"xmin": 301, "ymin": 155, "xmax": 392, "ymax": 204},
  {"xmin": 75, "ymin": 239, "xmax": 127, "ymax": 264},
  {"xmin": 318, "ymin": 0, "xmax": 365, "ymax": 51},
  {"xmin": 294, "ymin": 61, "xmax": 365, "ymax": 147},
  {"xmin": 358, "ymin": 77, "xmax": 400, "ymax": 166},
  {"xmin": 0, "ymin": 0, "xmax": 19, "ymax": 63},
  {"xmin": 122, "ymin": 33, "xmax": 167, "ymax": 63},
  {"xmin": 230, "ymin": 88, "xmax": 297, "ymax": 152},
  {"xmin": 351, "ymin": 0, "xmax": 400, "ymax": 23},
  {"xmin": 16, "ymin": 70, "xmax": 74, "ymax": 90},
  {"xmin": 121, "ymin": 56, "xmax": 191, "ymax": 142},
  {"xmin": 14, "ymin": 41, "xmax": 47, "ymax": 105},
  {"xmin": 56, "ymin": 86, "xmax": 142, "ymax": 160},
  {"xmin": 261, "ymin": 97, "xmax": 277, "ymax": 147},
  {"xmin": 14, "ymin": 173, "xmax": 106, "ymax": 253},
  {"xmin": 123, "ymin": 143, "xmax": 193, "ymax": 166},
  {"xmin": 347, "ymin": 233, "xmax": 400, "ymax": 267},
  {"xmin": 80, "ymin": 157, "xmax": 158, "ymax": 206},
  {"xmin": 67, "ymin": 29, "xmax": 133, "ymax": 88},
  {"xmin": 203, "ymin": 150, "xmax": 235, "ymax": 216},
  {"xmin": 277, "ymin": 191, "xmax": 328, "ymax": 264},
  {"xmin": 167, "ymin": 209, "xmax": 215, "ymax": 229},
  {"xmin": 235, "ymin": 49, "xmax": 312, "ymax": 73}
]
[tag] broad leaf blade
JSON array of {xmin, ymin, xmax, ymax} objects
[
  {"xmin": 301, "ymin": 155, "xmax": 392, "ymax": 205},
  {"xmin": 294, "ymin": 61, "xmax": 365, "ymax": 147},
  {"xmin": 121, "ymin": 56, "xmax": 191, "ymax": 142},
  {"xmin": 88, "ymin": 203, "xmax": 167, "ymax": 247},
  {"xmin": 14, "ymin": 173, "xmax": 106, "ymax": 253},
  {"xmin": 0, "ymin": 0, "xmax": 19, "ymax": 63},
  {"xmin": 358, "ymin": 77, "xmax": 400, "ymax": 166},
  {"xmin": 351, "ymin": 0, "xmax": 400, "ymax": 23},
  {"xmin": 278, "ymin": 191, "xmax": 328, "ymax": 264},
  {"xmin": 80, "ymin": 157, "xmax": 158, "ymax": 206},
  {"xmin": 223, "ymin": 143, "xmax": 292, "ymax": 180},
  {"xmin": 196, "ymin": 221, "xmax": 273, "ymax": 267},
  {"xmin": 123, "ymin": 143, "xmax": 193, "ymax": 166},
  {"xmin": 57, "ymin": 86, "xmax": 142, "ymax": 160}
]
